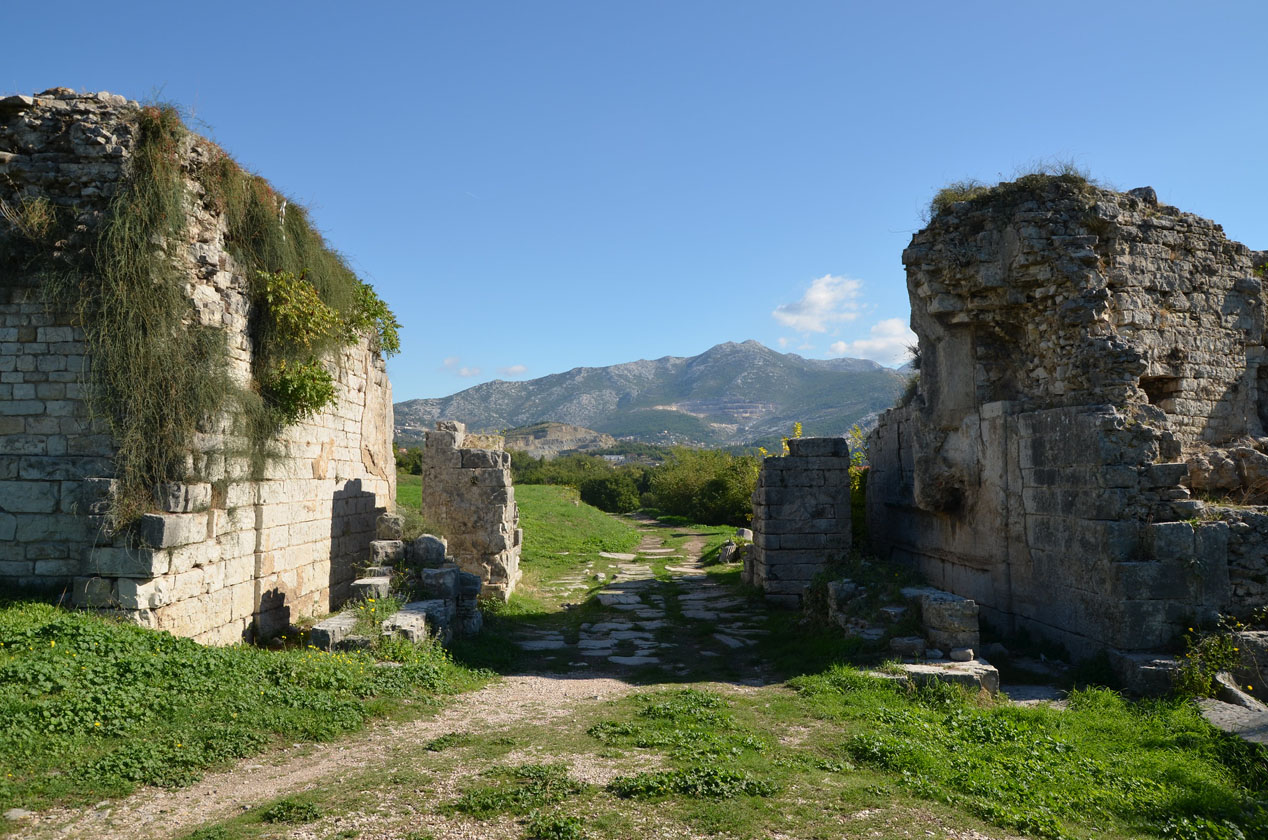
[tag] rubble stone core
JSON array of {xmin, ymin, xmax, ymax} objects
[
  {"xmin": 0, "ymin": 90, "xmax": 395, "ymax": 643},
  {"xmin": 867, "ymin": 178, "xmax": 1268, "ymax": 659}
]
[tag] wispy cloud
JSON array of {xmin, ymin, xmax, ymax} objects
[
  {"xmin": 498, "ymin": 364, "xmax": 528, "ymax": 377},
  {"xmin": 442, "ymin": 356, "xmax": 482, "ymax": 377},
  {"xmin": 828, "ymin": 318, "xmax": 917, "ymax": 366},
  {"xmin": 772, "ymin": 274, "xmax": 862, "ymax": 333}
]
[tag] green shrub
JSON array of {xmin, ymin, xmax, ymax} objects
[
  {"xmin": 645, "ymin": 447, "xmax": 758, "ymax": 526},
  {"xmin": 579, "ymin": 472, "xmax": 640, "ymax": 513}
]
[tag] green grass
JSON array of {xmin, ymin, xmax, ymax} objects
[
  {"xmin": 516, "ymin": 484, "xmax": 641, "ymax": 562},
  {"xmin": 0, "ymin": 600, "xmax": 487, "ymax": 814}
]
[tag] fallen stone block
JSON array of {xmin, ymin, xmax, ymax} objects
[
  {"xmin": 350, "ymin": 576, "xmax": 391, "ymax": 600},
  {"xmin": 310, "ymin": 612, "xmax": 359, "ymax": 651},
  {"xmin": 899, "ymin": 660, "xmax": 999, "ymax": 695},
  {"xmin": 383, "ymin": 599, "xmax": 456, "ymax": 643}
]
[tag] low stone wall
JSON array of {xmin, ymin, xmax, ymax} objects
[
  {"xmin": 0, "ymin": 89, "xmax": 394, "ymax": 643},
  {"xmin": 420, "ymin": 421, "xmax": 521, "ymax": 600},
  {"xmin": 745, "ymin": 437, "xmax": 851, "ymax": 607}
]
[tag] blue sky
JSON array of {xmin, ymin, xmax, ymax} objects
[{"xmin": 6, "ymin": 2, "xmax": 1265, "ymax": 399}]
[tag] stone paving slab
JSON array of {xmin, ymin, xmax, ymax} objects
[
  {"xmin": 599, "ymin": 552, "xmax": 638, "ymax": 560},
  {"xmin": 1198, "ymin": 699, "xmax": 1268, "ymax": 744}
]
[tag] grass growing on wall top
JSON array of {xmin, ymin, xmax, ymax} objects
[
  {"xmin": 929, "ymin": 161, "xmax": 1096, "ymax": 218},
  {"xmin": 40, "ymin": 105, "xmax": 232, "ymax": 523},
  {"xmin": 23, "ymin": 102, "xmax": 400, "ymax": 522}
]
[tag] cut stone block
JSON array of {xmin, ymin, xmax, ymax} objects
[
  {"xmin": 408, "ymin": 534, "xmax": 448, "ymax": 567},
  {"xmin": 383, "ymin": 599, "xmax": 456, "ymax": 643},
  {"xmin": 376, "ymin": 513, "xmax": 405, "ymax": 541},
  {"xmin": 84, "ymin": 546, "xmax": 167, "ymax": 577},
  {"xmin": 899, "ymin": 660, "xmax": 999, "ymax": 694},
  {"xmin": 369, "ymin": 540, "xmax": 404, "ymax": 566},
  {"xmin": 137, "ymin": 512, "xmax": 207, "ymax": 549},
  {"xmin": 310, "ymin": 612, "xmax": 359, "ymax": 651},
  {"xmin": 350, "ymin": 576, "xmax": 392, "ymax": 600},
  {"xmin": 421, "ymin": 565, "xmax": 459, "ymax": 599},
  {"xmin": 154, "ymin": 482, "xmax": 211, "ymax": 514}
]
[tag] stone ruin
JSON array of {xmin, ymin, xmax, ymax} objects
[
  {"xmin": 0, "ymin": 90, "xmax": 397, "ymax": 643},
  {"xmin": 867, "ymin": 176, "xmax": 1268, "ymax": 674},
  {"xmin": 309, "ymin": 512, "xmax": 484, "ymax": 650},
  {"xmin": 744, "ymin": 436, "xmax": 852, "ymax": 606},
  {"xmin": 420, "ymin": 421, "xmax": 522, "ymax": 600}
]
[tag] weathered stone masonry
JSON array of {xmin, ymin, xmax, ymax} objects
[
  {"xmin": 867, "ymin": 179, "xmax": 1268, "ymax": 659},
  {"xmin": 421, "ymin": 421, "xmax": 521, "ymax": 600},
  {"xmin": 0, "ymin": 90, "xmax": 394, "ymax": 643},
  {"xmin": 744, "ymin": 437, "xmax": 851, "ymax": 607}
]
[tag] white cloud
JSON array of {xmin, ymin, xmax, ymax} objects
[
  {"xmin": 772, "ymin": 274, "xmax": 862, "ymax": 333},
  {"xmin": 828, "ymin": 318, "xmax": 917, "ymax": 366},
  {"xmin": 498, "ymin": 364, "xmax": 528, "ymax": 376},
  {"xmin": 777, "ymin": 336, "xmax": 789, "ymax": 348},
  {"xmin": 442, "ymin": 356, "xmax": 482, "ymax": 378}
]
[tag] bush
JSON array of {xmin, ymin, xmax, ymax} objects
[
  {"xmin": 579, "ymin": 472, "xmax": 640, "ymax": 513},
  {"xmin": 645, "ymin": 447, "xmax": 758, "ymax": 526}
]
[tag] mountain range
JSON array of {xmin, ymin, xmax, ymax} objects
[{"xmin": 394, "ymin": 340, "xmax": 911, "ymax": 448}]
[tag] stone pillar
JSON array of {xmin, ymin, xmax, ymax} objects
[
  {"xmin": 747, "ymin": 437, "xmax": 852, "ymax": 607},
  {"xmin": 420, "ymin": 421, "xmax": 521, "ymax": 600}
]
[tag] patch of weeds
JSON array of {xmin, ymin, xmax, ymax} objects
[
  {"xmin": 425, "ymin": 731, "xmax": 475, "ymax": 752},
  {"xmin": 259, "ymin": 796, "xmax": 322, "ymax": 824},
  {"xmin": 524, "ymin": 810, "xmax": 587, "ymax": 840},
  {"xmin": 350, "ymin": 594, "xmax": 402, "ymax": 635},
  {"xmin": 1175, "ymin": 611, "xmax": 1264, "ymax": 698},
  {"xmin": 179, "ymin": 826, "xmax": 231, "ymax": 840},
  {"xmin": 587, "ymin": 689, "xmax": 767, "ymax": 759},
  {"xmin": 450, "ymin": 764, "xmax": 586, "ymax": 818},
  {"xmin": 608, "ymin": 765, "xmax": 777, "ymax": 800}
]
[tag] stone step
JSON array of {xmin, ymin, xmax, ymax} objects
[
  {"xmin": 309, "ymin": 612, "xmax": 359, "ymax": 651},
  {"xmin": 350, "ymin": 576, "xmax": 391, "ymax": 600}
]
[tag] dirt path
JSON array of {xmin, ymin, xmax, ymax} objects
[
  {"xmin": 16, "ymin": 675, "xmax": 640, "ymax": 840},
  {"xmin": 14, "ymin": 523, "xmax": 752, "ymax": 840}
]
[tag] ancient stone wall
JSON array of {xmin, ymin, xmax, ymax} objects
[
  {"xmin": 0, "ymin": 90, "xmax": 394, "ymax": 643},
  {"xmin": 867, "ymin": 177, "xmax": 1267, "ymax": 658},
  {"xmin": 745, "ymin": 437, "xmax": 851, "ymax": 607},
  {"xmin": 420, "ymin": 421, "xmax": 521, "ymax": 600}
]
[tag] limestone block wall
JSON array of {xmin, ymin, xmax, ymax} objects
[
  {"xmin": 0, "ymin": 89, "xmax": 394, "ymax": 643},
  {"xmin": 746, "ymin": 437, "xmax": 851, "ymax": 607},
  {"xmin": 867, "ymin": 177, "xmax": 1266, "ymax": 658},
  {"xmin": 420, "ymin": 421, "xmax": 521, "ymax": 600}
]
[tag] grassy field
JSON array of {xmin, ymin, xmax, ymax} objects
[{"xmin": 0, "ymin": 601, "xmax": 487, "ymax": 818}]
